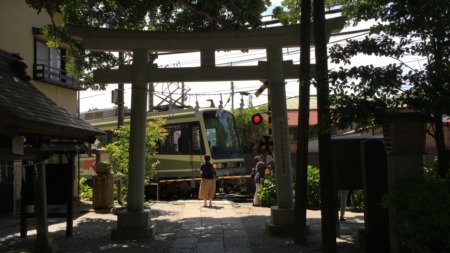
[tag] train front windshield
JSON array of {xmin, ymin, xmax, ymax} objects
[{"xmin": 203, "ymin": 111, "xmax": 243, "ymax": 159}]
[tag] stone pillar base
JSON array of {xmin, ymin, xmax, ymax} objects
[
  {"xmin": 267, "ymin": 206, "xmax": 296, "ymax": 236},
  {"xmin": 111, "ymin": 209, "xmax": 155, "ymax": 240},
  {"xmin": 266, "ymin": 220, "xmax": 311, "ymax": 237},
  {"xmin": 33, "ymin": 236, "xmax": 57, "ymax": 253}
]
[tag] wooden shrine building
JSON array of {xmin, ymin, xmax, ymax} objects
[{"xmin": 0, "ymin": 49, "xmax": 103, "ymax": 252}]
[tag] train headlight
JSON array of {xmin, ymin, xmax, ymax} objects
[{"xmin": 213, "ymin": 163, "xmax": 223, "ymax": 169}]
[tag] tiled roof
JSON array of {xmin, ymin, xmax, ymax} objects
[{"xmin": 0, "ymin": 49, "xmax": 103, "ymax": 141}]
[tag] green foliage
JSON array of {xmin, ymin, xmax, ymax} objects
[
  {"xmin": 425, "ymin": 164, "xmax": 440, "ymax": 181},
  {"xmin": 257, "ymin": 165, "xmax": 322, "ymax": 208},
  {"xmin": 306, "ymin": 165, "xmax": 321, "ymax": 208},
  {"xmin": 258, "ymin": 175, "xmax": 277, "ymax": 207},
  {"xmin": 79, "ymin": 177, "xmax": 92, "ymax": 199},
  {"xmin": 232, "ymin": 105, "xmax": 269, "ymax": 153},
  {"xmin": 426, "ymin": 156, "xmax": 449, "ymax": 179},
  {"xmin": 382, "ymin": 176, "xmax": 450, "ymax": 253},
  {"xmin": 328, "ymin": 63, "xmax": 404, "ymax": 131},
  {"xmin": 272, "ymin": 0, "xmax": 344, "ymax": 25},
  {"xmin": 272, "ymin": 0, "xmax": 301, "ymax": 25},
  {"xmin": 26, "ymin": 0, "xmax": 270, "ymax": 89},
  {"xmin": 25, "ymin": 0, "xmax": 61, "ymax": 16},
  {"xmin": 350, "ymin": 189, "xmax": 364, "ymax": 211},
  {"xmin": 328, "ymin": 0, "xmax": 450, "ymax": 177},
  {"xmin": 105, "ymin": 117, "xmax": 166, "ymax": 203}
]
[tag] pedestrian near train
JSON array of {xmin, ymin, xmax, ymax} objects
[
  {"xmin": 198, "ymin": 154, "xmax": 216, "ymax": 207},
  {"xmin": 338, "ymin": 190, "xmax": 349, "ymax": 221},
  {"xmin": 253, "ymin": 154, "xmax": 265, "ymax": 206}
]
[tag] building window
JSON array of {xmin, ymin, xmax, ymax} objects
[
  {"xmin": 36, "ymin": 40, "xmax": 62, "ymax": 73},
  {"xmin": 33, "ymin": 39, "xmax": 78, "ymax": 89}
]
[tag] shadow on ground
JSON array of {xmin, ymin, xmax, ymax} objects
[{"xmin": 0, "ymin": 200, "xmax": 364, "ymax": 253}]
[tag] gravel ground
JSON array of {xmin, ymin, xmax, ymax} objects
[
  {"xmin": 0, "ymin": 199, "xmax": 364, "ymax": 253},
  {"xmin": 234, "ymin": 201, "xmax": 364, "ymax": 253}
]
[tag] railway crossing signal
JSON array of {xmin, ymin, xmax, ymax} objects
[
  {"xmin": 255, "ymin": 80, "xmax": 269, "ymax": 97},
  {"xmin": 258, "ymin": 135, "xmax": 273, "ymax": 153},
  {"xmin": 251, "ymin": 113, "xmax": 263, "ymax": 125},
  {"xmin": 255, "ymin": 80, "xmax": 272, "ymax": 135}
]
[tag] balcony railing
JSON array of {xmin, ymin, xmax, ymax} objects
[{"xmin": 34, "ymin": 64, "xmax": 82, "ymax": 90}]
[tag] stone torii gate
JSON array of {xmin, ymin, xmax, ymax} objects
[{"xmin": 68, "ymin": 17, "xmax": 344, "ymax": 240}]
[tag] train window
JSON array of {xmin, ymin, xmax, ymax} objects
[
  {"xmin": 203, "ymin": 111, "xmax": 243, "ymax": 159},
  {"xmin": 158, "ymin": 122, "xmax": 204, "ymax": 155},
  {"xmin": 159, "ymin": 125, "xmax": 181, "ymax": 154},
  {"xmin": 206, "ymin": 129, "xmax": 216, "ymax": 148}
]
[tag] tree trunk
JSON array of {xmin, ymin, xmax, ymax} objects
[
  {"xmin": 314, "ymin": 0, "xmax": 337, "ymax": 252},
  {"xmin": 434, "ymin": 115, "xmax": 449, "ymax": 178},
  {"xmin": 430, "ymin": 30, "xmax": 449, "ymax": 178},
  {"xmin": 294, "ymin": 0, "xmax": 311, "ymax": 244}
]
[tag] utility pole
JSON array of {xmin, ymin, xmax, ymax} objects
[
  {"xmin": 231, "ymin": 81, "xmax": 234, "ymax": 110},
  {"xmin": 148, "ymin": 82, "xmax": 154, "ymax": 112},
  {"xmin": 147, "ymin": 53, "xmax": 158, "ymax": 112},
  {"xmin": 117, "ymin": 52, "xmax": 125, "ymax": 128}
]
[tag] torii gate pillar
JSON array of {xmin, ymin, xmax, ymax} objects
[
  {"xmin": 111, "ymin": 49, "xmax": 154, "ymax": 240},
  {"xmin": 265, "ymin": 46, "xmax": 294, "ymax": 235}
]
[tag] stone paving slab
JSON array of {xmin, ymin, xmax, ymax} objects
[
  {"xmin": 0, "ymin": 199, "xmax": 364, "ymax": 252},
  {"xmin": 177, "ymin": 228, "xmax": 201, "ymax": 238},
  {"xmin": 170, "ymin": 200, "xmax": 252, "ymax": 252},
  {"xmin": 172, "ymin": 237, "xmax": 199, "ymax": 249},
  {"xmin": 197, "ymin": 241, "xmax": 224, "ymax": 253},
  {"xmin": 199, "ymin": 232, "xmax": 223, "ymax": 242}
]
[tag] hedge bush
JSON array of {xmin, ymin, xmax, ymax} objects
[
  {"xmin": 383, "ymin": 173, "xmax": 450, "ymax": 253},
  {"xmin": 257, "ymin": 165, "xmax": 321, "ymax": 208},
  {"xmin": 79, "ymin": 177, "xmax": 93, "ymax": 199}
]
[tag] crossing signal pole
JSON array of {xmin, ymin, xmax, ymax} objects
[{"xmin": 256, "ymin": 80, "xmax": 272, "ymax": 135}]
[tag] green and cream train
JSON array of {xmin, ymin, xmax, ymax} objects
[{"xmin": 86, "ymin": 108, "xmax": 250, "ymax": 199}]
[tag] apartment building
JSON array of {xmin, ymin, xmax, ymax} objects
[{"xmin": 0, "ymin": 0, "xmax": 81, "ymax": 115}]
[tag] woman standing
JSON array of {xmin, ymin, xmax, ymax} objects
[
  {"xmin": 253, "ymin": 154, "xmax": 265, "ymax": 206},
  {"xmin": 198, "ymin": 154, "xmax": 216, "ymax": 207}
]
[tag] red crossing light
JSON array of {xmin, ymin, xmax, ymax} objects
[{"xmin": 251, "ymin": 113, "xmax": 263, "ymax": 125}]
